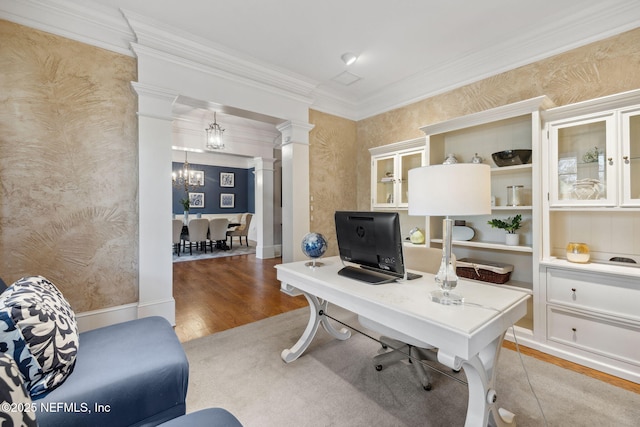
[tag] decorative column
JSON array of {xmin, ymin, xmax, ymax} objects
[
  {"xmin": 253, "ymin": 157, "xmax": 276, "ymax": 259},
  {"xmin": 277, "ymin": 120, "xmax": 315, "ymax": 262},
  {"xmin": 131, "ymin": 82, "xmax": 178, "ymax": 324}
]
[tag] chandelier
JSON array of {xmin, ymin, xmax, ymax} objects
[
  {"xmin": 172, "ymin": 151, "xmax": 199, "ymax": 192},
  {"xmin": 205, "ymin": 112, "xmax": 225, "ymax": 150}
]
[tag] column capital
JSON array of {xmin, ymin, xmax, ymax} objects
[{"xmin": 277, "ymin": 120, "xmax": 315, "ymax": 145}]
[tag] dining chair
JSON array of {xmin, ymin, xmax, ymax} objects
[
  {"xmin": 226, "ymin": 213, "xmax": 253, "ymax": 249},
  {"xmin": 358, "ymin": 246, "xmax": 449, "ymax": 391},
  {"xmin": 172, "ymin": 219, "xmax": 183, "ymax": 256},
  {"xmin": 185, "ymin": 218, "xmax": 209, "ymax": 255},
  {"xmin": 208, "ymin": 218, "xmax": 230, "ymax": 250}
]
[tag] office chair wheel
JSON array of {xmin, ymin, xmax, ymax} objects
[
  {"xmin": 423, "ymin": 383, "xmax": 432, "ymax": 391},
  {"xmin": 375, "ymin": 365, "xmax": 383, "ymax": 371}
]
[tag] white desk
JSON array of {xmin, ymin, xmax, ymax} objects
[{"xmin": 276, "ymin": 257, "xmax": 530, "ymax": 427}]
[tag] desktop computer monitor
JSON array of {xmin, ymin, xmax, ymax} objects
[{"xmin": 334, "ymin": 211, "xmax": 407, "ymax": 283}]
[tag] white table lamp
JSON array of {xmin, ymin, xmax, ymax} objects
[{"xmin": 408, "ymin": 163, "xmax": 491, "ymax": 304}]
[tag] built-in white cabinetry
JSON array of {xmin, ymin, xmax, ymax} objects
[
  {"xmin": 540, "ymin": 89, "xmax": 640, "ymax": 383},
  {"xmin": 370, "ymin": 138, "xmax": 424, "ymax": 209},
  {"xmin": 546, "ymin": 99, "xmax": 640, "ymax": 208},
  {"xmin": 419, "ymin": 97, "xmax": 552, "ymax": 333}
]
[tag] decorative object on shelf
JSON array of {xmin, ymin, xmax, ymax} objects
[
  {"xmin": 452, "ymin": 225, "xmax": 475, "ymax": 241},
  {"xmin": 572, "ymin": 178, "xmax": 601, "ymax": 200},
  {"xmin": 506, "ymin": 185, "xmax": 524, "ymax": 206},
  {"xmin": 491, "ymin": 149, "xmax": 532, "ymax": 167},
  {"xmin": 205, "ymin": 112, "xmax": 225, "ymax": 150},
  {"xmin": 409, "ymin": 163, "xmax": 491, "ymax": 305},
  {"xmin": 172, "ymin": 151, "xmax": 199, "ymax": 192},
  {"xmin": 470, "ymin": 153, "xmax": 483, "ymax": 164},
  {"xmin": 301, "ymin": 232, "xmax": 328, "ymax": 268},
  {"xmin": 442, "ymin": 153, "xmax": 458, "ymax": 164},
  {"xmin": 566, "ymin": 242, "xmax": 590, "ymax": 263},
  {"xmin": 409, "ymin": 227, "xmax": 425, "ymax": 244},
  {"xmin": 487, "ymin": 214, "xmax": 522, "ymax": 246},
  {"xmin": 582, "ymin": 146, "xmax": 599, "ymax": 163},
  {"xmin": 456, "ymin": 258, "xmax": 513, "ymax": 284}
]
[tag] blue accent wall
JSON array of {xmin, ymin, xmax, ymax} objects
[{"xmin": 172, "ymin": 163, "xmax": 254, "ymax": 214}]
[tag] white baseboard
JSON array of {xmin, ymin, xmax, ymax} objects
[
  {"xmin": 75, "ymin": 298, "xmax": 176, "ymax": 332},
  {"xmin": 138, "ymin": 298, "xmax": 176, "ymax": 325},
  {"xmin": 505, "ymin": 327, "xmax": 640, "ymax": 384},
  {"xmin": 76, "ymin": 303, "xmax": 138, "ymax": 333},
  {"xmin": 256, "ymin": 244, "xmax": 278, "ymax": 259}
]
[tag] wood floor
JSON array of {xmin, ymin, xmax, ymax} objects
[{"xmin": 173, "ymin": 254, "xmax": 639, "ymax": 395}]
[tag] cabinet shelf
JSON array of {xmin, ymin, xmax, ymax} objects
[
  {"xmin": 492, "ymin": 205, "xmax": 532, "ymax": 211},
  {"xmin": 431, "ymin": 238, "xmax": 533, "ymax": 253},
  {"xmin": 490, "ymin": 164, "xmax": 532, "ymax": 175}
]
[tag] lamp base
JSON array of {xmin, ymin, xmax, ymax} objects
[{"xmin": 430, "ymin": 289, "xmax": 464, "ymax": 305}]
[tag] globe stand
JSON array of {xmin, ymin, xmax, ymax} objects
[{"xmin": 305, "ymin": 259, "xmax": 324, "ymax": 269}]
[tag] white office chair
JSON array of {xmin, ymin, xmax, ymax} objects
[{"xmin": 358, "ymin": 246, "xmax": 453, "ymax": 391}]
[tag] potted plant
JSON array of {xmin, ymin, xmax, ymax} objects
[
  {"xmin": 487, "ymin": 214, "xmax": 522, "ymax": 246},
  {"xmin": 180, "ymin": 197, "xmax": 190, "ymax": 224}
]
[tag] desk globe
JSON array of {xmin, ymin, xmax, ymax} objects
[{"xmin": 301, "ymin": 232, "xmax": 327, "ymax": 268}]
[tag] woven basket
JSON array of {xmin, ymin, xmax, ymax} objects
[{"xmin": 456, "ymin": 258, "xmax": 513, "ymax": 284}]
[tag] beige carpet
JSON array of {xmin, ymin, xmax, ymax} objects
[{"xmin": 182, "ymin": 306, "xmax": 639, "ymax": 426}]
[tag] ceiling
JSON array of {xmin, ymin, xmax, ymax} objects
[{"xmin": 83, "ymin": 0, "xmax": 640, "ymax": 120}]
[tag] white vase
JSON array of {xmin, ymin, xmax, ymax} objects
[
  {"xmin": 505, "ymin": 233, "xmax": 519, "ymax": 246},
  {"xmin": 183, "ymin": 210, "xmax": 189, "ymax": 225}
]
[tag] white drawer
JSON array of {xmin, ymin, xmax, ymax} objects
[
  {"xmin": 546, "ymin": 268, "xmax": 640, "ymax": 321},
  {"xmin": 547, "ymin": 306, "xmax": 640, "ymax": 366}
]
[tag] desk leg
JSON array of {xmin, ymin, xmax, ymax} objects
[
  {"xmin": 461, "ymin": 332, "xmax": 516, "ymax": 427},
  {"xmin": 281, "ymin": 292, "xmax": 351, "ymax": 363}
]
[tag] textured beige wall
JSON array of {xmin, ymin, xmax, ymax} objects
[
  {"xmin": 356, "ymin": 27, "xmax": 640, "ymax": 210},
  {"xmin": 308, "ymin": 110, "xmax": 357, "ymax": 256},
  {"xmin": 0, "ymin": 20, "xmax": 138, "ymax": 311}
]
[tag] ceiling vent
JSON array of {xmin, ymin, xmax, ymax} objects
[{"xmin": 331, "ymin": 71, "xmax": 362, "ymax": 86}]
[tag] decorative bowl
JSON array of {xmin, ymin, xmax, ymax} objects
[{"xmin": 491, "ymin": 150, "xmax": 533, "ymax": 167}]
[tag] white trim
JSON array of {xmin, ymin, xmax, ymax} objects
[
  {"xmin": 0, "ymin": 0, "xmax": 134, "ymax": 56},
  {"xmin": 75, "ymin": 303, "xmax": 138, "ymax": 333},
  {"xmin": 137, "ymin": 298, "xmax": 176, "ymax": 325},
  {"xmin": 505, "ymin": 328, "xmax": 640, "ymax": 384}
]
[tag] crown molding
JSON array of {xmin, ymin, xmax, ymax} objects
[
  {"xmin": 3, "ymin": 0, "xmax": 639, "ymax": 122},
  {"xmin": 0, "ymin": 0, "xmax": 134, "ymax": 56},
  {"xmin": 351, "ymin": 1, "xmax": 640, "ymax": 120},
  {"xmin": 122, "ymin": 9, "xmax": 318, "ymax": 103}
]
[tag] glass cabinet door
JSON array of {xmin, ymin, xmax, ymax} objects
[
  {"xmin": 397, "ymin": 150, "xmax": 424, "ymax": 207},
  {"xmin": 621, "ymin": 109, "xmax": 640, "ymax": 206},
  {"xmin": 372, "ymin": 155, "xmax": 396, "ymax": 207},
  {"xmin": 549, "ymin": 113, "xmax": 616, "ymax": 206}
]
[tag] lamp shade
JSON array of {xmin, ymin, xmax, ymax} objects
[{"xmin": 408, "ymin": 163, "xmax": 491, "ymax": 216}]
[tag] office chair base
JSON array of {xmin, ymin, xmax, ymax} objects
[{"xmin": 373, "ymin": 337, "xmax": 435, "ymax": 391}]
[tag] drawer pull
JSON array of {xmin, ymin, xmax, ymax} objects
[
  {"xmin": 571, "ymin": 327, "xmax": 577, "ymax": 332},
  {"xmin": 571, "ymin": 288, "xmax": 577, "ymax": 301}
]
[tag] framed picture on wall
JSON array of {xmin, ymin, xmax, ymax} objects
[
  {"xmin": 220, "ymin": 172, "xmax": 235, "ymax": 187},
  {"xmin": 189, "ymin": 170, "xmax": 205, "ymax": 186},
  {"xmin": 189, "ymin": 192, "xmax": 204, "ymax": 208},
  {"xmin": 220, "ymin": 193, "xmax": 235, "ymax": 208}
]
